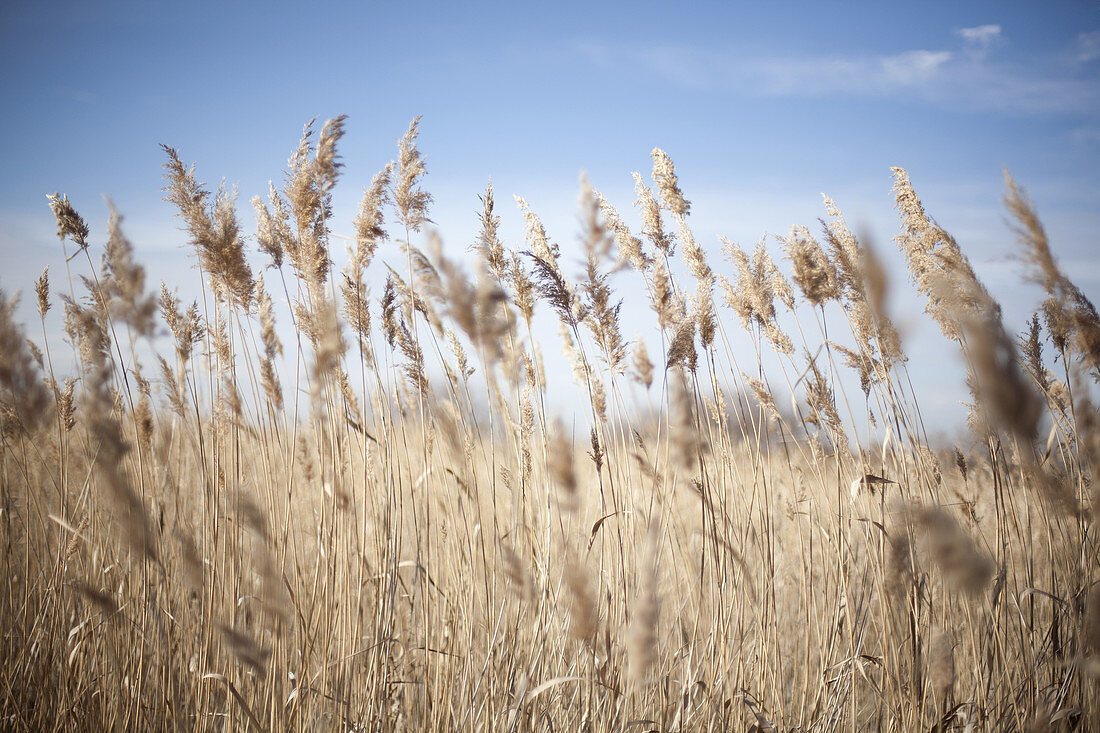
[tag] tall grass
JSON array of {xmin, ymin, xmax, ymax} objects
[{"xmin": 1, "ymin": 118, "xmax": 1098, "ymax": 731}]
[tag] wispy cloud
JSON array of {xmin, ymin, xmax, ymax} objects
[
  {"xmin": 1070, "ymin": 125, "xmax": 1100, "ymax": 147},
  {"xmin": 956, "ymin": 24, "xmax": 1001, "ymax": 57},
  {"xmin": 576, "ymin": 27, "xmax": 1099, "ymax": 116},
  {"xmin": 575, "ymin": 44, "xmax": 957, "ymax": 95},
  {"xmin": 1076, "ymin": 30, "xmax": 1100, "ymax": 64},
  {"xmin": 747, "ymin": 50, "xmax": 954, "ymax": 93}
]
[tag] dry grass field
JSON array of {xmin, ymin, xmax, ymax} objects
[{"xmin": 1, "ymin": 116, "xmax": 1098, "ymax": 731}]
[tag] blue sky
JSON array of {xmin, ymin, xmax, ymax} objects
[{"xmin": 1, "ymin": 0, "xmax": 1098, "ymax": 434}]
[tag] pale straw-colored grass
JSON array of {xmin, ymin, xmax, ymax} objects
[{"xmin": 0, "ymin": 117, "xmax": 1097, "ymax": 731}]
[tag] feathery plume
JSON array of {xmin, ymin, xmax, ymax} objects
[
  {"xmin": 161, "ymin": 146, "xmax": 254, "ymax": 306},
  {"xmin": 579, "ymin": 177, "xmax": 626, "ymax": 372},
  {"xmin": 666, "ymin": 317, "xmax": 697, "ymax": 373},
  {"xmin": 314, "ymin": 115, "xmax": 348, "ymax": 195},
  {"xmin": 781, "ymin": 225, "xmax": 839, "ymax": 307},
  {"xmin": 158, "ymin": 355, "xmax": 186, "ymax": 418},
  {"xmin": 394, "ymin": 116, "xmax": 432, "ymax": 232},
  {"xmin": 1006, "ymin": 170, "xmax": 1100, "ymax": 379},
  {"xmin": 0, "ymin": 291, "xmax": 52, "ymax": 436},
  {"xmin": 899, "ymin": 502, "xmax": 994, "ymax": 594},
  {"xmin": 475, "ymin": 181, "xmax": 507, "ymax": 280},
  {"xmin": 1018, "ymin": 313, "xmax": 1049, "ymax": 392},
  {"xmin": 595, "ymin": 189, "xmax": 651, "ymax": 271},
  {"xmin": 958, "ymin": 277, "xmax": 1041, "ymax": 448},
  {"xmin": 252, "ymin": 183, "xmax": 294, "ymax": 269},
  {"xmin": 101, "ymin": 203, "xmax": 157, "ymax": 336},
  {"xmin": 804, "ymin": 349, "xmax": 847, "ymax": 452},
  {"xmin": 507, "ymin": 251, "xmax": 536, "ymax": 323},
  {"xmin": 515, "ymin": 195, "xmax": 560, "ymax": 270},
  {"xmin": 353, "ymin": 163, "xmax": 393, "ymax": 272},
  {"xmin": 527, "ymin": 251, "xmax": 582, "ymax": 329},
  {"xmin": 891, "ymin": 167, "xmax": 993, "ymax": 343},
  {"xmin": 56, "ymin": 377, "xmax": 76, "ymax": 431},
  {"xmin": 46, "ymin": 192, "xmax": 90, "ymax": 252},
  {"xmin": 35, "ymin": 268, "xmax": 50, "ymax": 317},
  {"xmin": 633, "ymin": 172, "xmax": 674, "ymax": 256},
  {"xmin": 255, "ymin": 277, "xmax": 283, "ymax": 411},
  {"xmin": 632, "ymin": 335, "xmax": 654, "ymax": 389},
  {"xmin": 649, "ymin": 258, "xmax": 678, "ymax": 330},
  {"xmin": 651, "ymin": 148, "xmax": 690, "ymax": 217},
  {"xmin": 720, "ymin": 238, "xmax": 794, "ymax": 354}
]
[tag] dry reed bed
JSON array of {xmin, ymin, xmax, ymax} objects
[{"xmin": 1, "ymin": 117, "xmax": 1098, "ymax": 731}]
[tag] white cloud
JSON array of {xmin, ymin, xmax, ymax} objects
[
  {"xmin": 879, "ymin": 50, "xmax": 954, "ymax": 85},
  {"xmin": 611, "ymin": 48, "xmax": 955, "ymax": 97},
  {"xmin": 956, "ymin": 24, "xmax": 1002, "ymax": 54},
  {"xmin": 575, "ymin": 27, "xmax": 1099, "ymax": 116}
]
